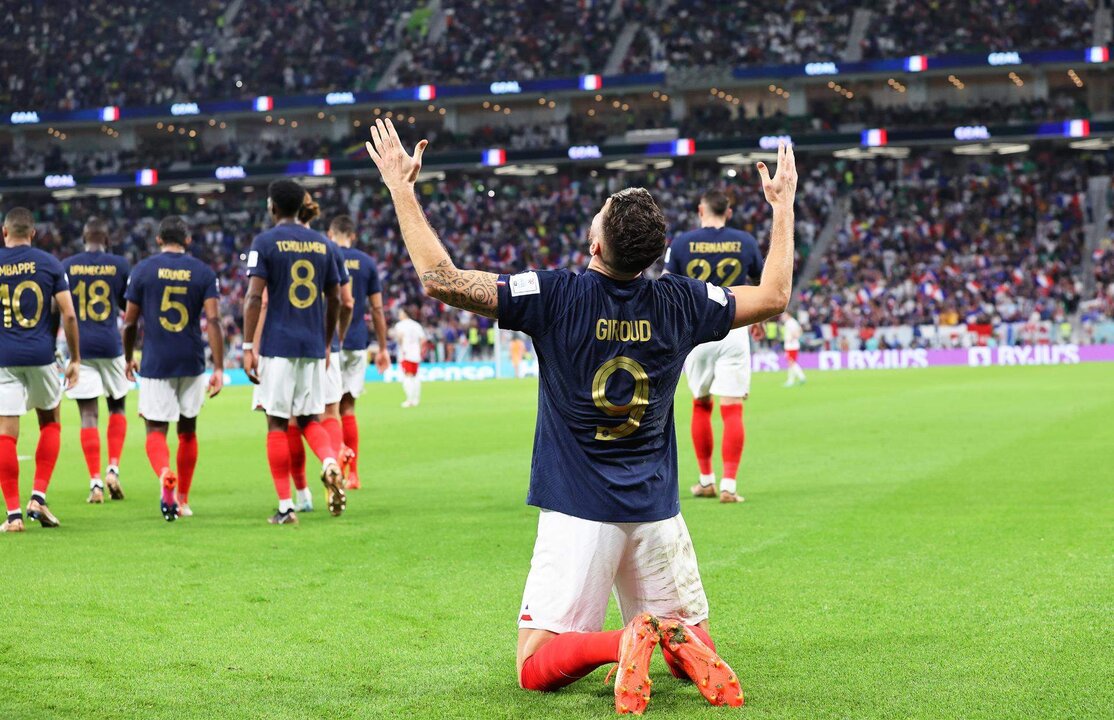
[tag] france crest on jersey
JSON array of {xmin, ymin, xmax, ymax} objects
[
  {"xmin": 125, "ymin": 251, "xmax": 218, "ymax": 378},
  {"xmin": 665, "ymin": 227, "xmax": 763, "ymax": 286},
  {"xmin": 497, "ymin": 268, "xmax": 736, "ymax": 523},
  {"xmin": 62, "ymin": 250, "xmax": 130, "ymax": 360},
  {"xmin": 0, "ymin": 246, "xmax": 69, "ymax": 367},
  {"xmin": 246, "ymin": 224, "xmax": 347, "ymax": 359}
]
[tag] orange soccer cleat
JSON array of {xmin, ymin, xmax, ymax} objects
[
  {"xmin": 658, "ymin": 619, "xmax": 743, "ymax": 707},
  {"xmin": 338, "ymin": 445, "xmax": 356, "ymax": 479},
  {"xmin": 608, "ymin": 614, "xmax": 660, "ymax": 715}
]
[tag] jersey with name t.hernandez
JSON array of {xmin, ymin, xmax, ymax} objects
[
  {"xmin": 664, "ymin": 226, "xmax": 763, "ymax": 287},
  {"xmin": 497, "ymin": 268, "xmax": 736, "ymax": 523}
]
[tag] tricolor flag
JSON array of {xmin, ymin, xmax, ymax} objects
[
  {"xmin": 966, "ymin": 280, "xmax": 982, "ymax": 295},
  {"xmin": 1012, "ymin": 268, "xmax": 1025, "ymax": 284},
  {"xmin": 672, "ymin": 138, "xmax": 696, "ymax": 156},
  {"xmin": 1087, "ymin": 46, "xmax": 1109, "ymax": 63},
  {"xmin": 580, "ymin": 74, "xmax": 603, "ymax": 91},
  {"xmin": 905, "ymin": 55, "xmax": 928, "ymax": 72},
  {"xmin": 135, "ymin": 169, "xmax": 158, "ymax": 186},
  {"xmin": 856, "ymin": 287, "xmax": 872, "ymax": 305},
  {"xmin": 310, "ymin": 158, "xmax": 331, "ymax": 176},
  {"xmin": 482, "ymin": 148, "xmax": 506, "ymax": 167},
  {"xmin": 100, "ymin": 106, "xmax": 120, "ymax": 122},
  {"xmin": 861, "ymin": 128, "xmax": 887, "ymax": 147},
  {"xmin": 1035, "ymin": 273, "xmax": 1052, "ymax": 289},
  {"xmin": 254, "ymin": 96, "xmax": 274, "ymax": 112},
  {"xmin": 1065, "ymin": 119, "xmax": 1090, "ymax": 138},
  {"xmin": 416, "ymin": 84, "xmax": 436, "ymax": 101}
]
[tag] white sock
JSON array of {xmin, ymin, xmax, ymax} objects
[
  {"xmin": 413, "ymin": 380, "xmax": 421, "ymax": 404},
  {"xmin": 90, "ymin": 478, "xmax": 103, "ymax": 489},
  {"xmin": 296, "ymin": 487, "xmax": 313, "ymax": 505},
  {"xmin": 31, "ymin": 491, "xmax": 46, "ymax": 504},
  {"xmin": 278, "ymin": 498, "xmax": 294, "ymax": 513},
  {"xmin": 699, "ymin": 473, "xmax": 716, "ymax": 487},
  {"xmin": 720, "ymin": 478, "xmax": 737, "ymax": 495}
]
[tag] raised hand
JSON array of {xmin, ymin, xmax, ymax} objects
[
  {"xmin": 365, "ymin": 118, "xmax": 428, "ymax": 192},
  {"xmin": 756, "ymin": 142, "xmax": 798, "ymax": 210}
]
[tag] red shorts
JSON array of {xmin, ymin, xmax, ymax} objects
[
  {"xmin": 401, "ymin": 360, "xmax": 420, "ymax": 376},
  {"xmin": 786, "ymin": 349, "xmax": 799, "ymax": 364}
]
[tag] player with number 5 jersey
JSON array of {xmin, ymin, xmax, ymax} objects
[
  {"xmin": 365, "ymin": 119, "xmax": 798, "ymax": 713},
  {"xmin": 242, "ymin": 179, "xmax": 346, "ymax": 525},
  {"xmin": 123, "ymin": 216, "xmax": 224, "ymax": 522}
]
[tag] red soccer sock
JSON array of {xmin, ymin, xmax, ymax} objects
[
  {"xmin": 322, "ymin": 416, "xmax": 344, "ymax": 454},
  {"xmin": 519, "ymin": 630, "xmax": 623, "ymax": 692},
  {"xmin": 341, "ymin": 414, "xmax": 359, "ymax": 457},
  {"xmin": 107, "ymin": 413, "xmax": 126, "ymax": 467},
  {"xmin": 145, "ymin": 431, "xmax": 171, "ymax": 478},
  {"xmin": 80, "ymin": 427, "xmax": 102, "ymax": 480},
  {"xmin": 662, "ymin": 624, "xmax": 718, "ymax": 680},
  {"xmin": 32, "ymin": 422, "xmax": 61, "ymax": 496},
  {"xmin": 287, "ymin": 424, "xmax": 307, "ymax": 491},
  {"xmin": 301, "ymin": 421, "xmax": 336, "ymax": 464},
  {"xmin": 0, "ymin": 434, "xmax": 20, "ymax": 514},
  {"xmin": 267, "ymin": 430, "xmax": 292, "ymax": 501},
  {"xmin": 691, "ymin": 398, "xmax": 715, "ymax": 475},
  {"xmin": 720, "ymin": 404, "xmax": 744, "ymax": 480},
  {"xmin": 176, "ymin": 432, "xmax": 198, "ymax": 503}
]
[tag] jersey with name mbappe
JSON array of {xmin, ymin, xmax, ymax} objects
[
  {"xmin": 62, "ymin": 250, "xmax": 130, "ymax": 360},
  {"xmin": 0, "ymin": 246, "xmax": 69, "ymax": 367},
  {"xmin": 125, "ymin": 251, "xmax": 218, "ymax": 378},
  {"xmin": 336, "ymin": 247, "xmax": 381, "ymax": 352},
  {"xmin": 665, "ymin": 226, "xmax": 763, "ymax": 287},
  {"xmin": 247, "ymin": 224, "xmax": 348, "ymax": 359},
  {"xmin": 497, "ymin": 269, "xmax": 736, "ymax": 523}
]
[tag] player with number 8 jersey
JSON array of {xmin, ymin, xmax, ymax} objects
[{"xmin": 242, "ymin": 179, "xmax": 347, "ymax": 525}]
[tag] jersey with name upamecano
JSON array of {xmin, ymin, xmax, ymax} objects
[{"xmin": 63, "ymin": 250, "xmax": 130, "ymax": 360}]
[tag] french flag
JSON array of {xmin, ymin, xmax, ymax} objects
[
  {"xmin": 1035, "ymin": 273, "xmax": 1052, "ymax": 289},
  {"xmin": 1012, "ymin": 268, "xmax": 1025, "ymax": 284},
  {"xmin": 100, "ymin": 106, "xmax": 120, "ymax": 122},
  {"xmin": 856, "ymin": 287, "xmax": 872, "ymax": 304},
  {"xmin": 861, "ymin": 128, "xmax": 887, "ymax": 147},
  {"xmin": 254, "ymin": 96, "xmax": 274, "ymax": 112},
  {"xmin": 905, "ymin": 55, "xmax": 928, "ymax": 72},
  {"xmin": 416, "ymin": 84, "xmax": 436, "ymax": 101},
  {"xmin": 310, "ymin": 158, "xmax": 331, "ymax": 176},
  {"xmin": 995, "ymin": 283, "xmax": 1012, "ymax": 295},
  {"xmin": 482, "ymin": 148, "xmax": 506, "ymax": 167},
  {"xmin": 135, "ymin": 169, "xmax": 158, "ymax": 186},
  {"xmin": 966, "ymin": 280, "xmax": 982, "ymax": 294},
  {"xmin": 580, "ymin": 74, "xmax": 603, "ymax": 91}
]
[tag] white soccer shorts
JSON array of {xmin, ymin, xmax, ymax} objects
[
  {"xmin": 323, "ymin": 355, "xmax": 343, "ymax": 405},
  {"xmin": 0, "ymin": 365, "xmax": 63, "ymax": 415},
  {"xmin": 340, "ymin": 349, "xmax": 368, "ymax": 398},
  {"xmin": 138, "ymin": 374, "xmax": 206, "ymax": 422},
  {"xmin": 518, "ymin": 510, "xmax": 709, "ymax": 634},
  {"xmin": 253, "ymin": 356, "xmax": 325, "ymax": 419},
  {"xmin": 66, "ymin": 356, "xmax": 131, "ymax": 401},
  {"xmin": 684, "ymin": 326, "xmax": 752, "ymax": 399}
]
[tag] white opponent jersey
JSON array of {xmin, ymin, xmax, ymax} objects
[
  {"xmin": 394, "ymin": 318, "xmax": 426, "ymax": 363},
  {"xmin": 783, "ymin": 316, "xmax": 803, "ymax": 351}
]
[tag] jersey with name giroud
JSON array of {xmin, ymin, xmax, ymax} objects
[
  {"xmin": 665, "ymin": 226, "xmax": 763, "ymax": 286},
  {"xmin": 246, "ymin": 223, "xmax": 350, "ymax": 359},
  {"xmin": 0, "ymin": 246, "xmax": 69, "ymax": 367},
  {"xmin": 497, "ymin": 268, "xmax": 736, "ymax": 523},
  {"xmin": 62, "ymin": 250, "xmax": 130, "ymax": 360}
]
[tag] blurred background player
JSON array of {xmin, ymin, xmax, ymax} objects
[
  {"xmin": 782, "ymin": 311, "xmax": 806, "ymax": 387},
  {"xmin": 327, "ymin": 214, "xmax": 389, "ymax": 490},
  {"xmin": 62, "ymin": 217, "xmax": 131, "ymax": 503},
  {"xmin": 665, "ymin": 189, "xmax": 763, "ymax": 504},
  {"xmin": 393, "ymin": 306, "xmax": 426, "ymax": 408},
  {"xmin": 123, "ymin": 216, "xmax": 224, "ymax": 521},
  {"xmin": 365, "ymin": 120, "xmax": 795, "ymax": 713},
  {"xmin": 242, "ymin": 179, "xmax": 345, "ymax": 525},
  {"xmin": 0, "ymin": 207, "xmax": 81, "ymax": 532}
]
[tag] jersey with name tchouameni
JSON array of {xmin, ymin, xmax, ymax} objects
[
  {"xmin": 334, "ymin": 247, "xmax": 381, "ymax": 352},
  {"xmin": 0, "ymin": 246, "xmax": 69, "ymax": 368},
  {"xmin": 246, "ymin": 224, "xmax": 348, "ymax": 359},
  {"xmin": 125, "ymin": 251, "xmax": 218, "ymax": 379},
  {"xmin": 62, "ymin": 250, "xmax": 130, "ymax": 360},
  {"xmin": 665, "ymin": 226, "xmax": 763, "ymax": 287},
  {"xmin": 497, "ymin": 268, "xmax": 736, "ymax": 523}
]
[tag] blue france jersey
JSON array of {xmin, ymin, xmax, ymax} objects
[
  {"xmin": 62, "ymin": 250, "xmax": 130, "ymax": 360},
  {"xmin": 338, "ymin": 247, "xmax": 381, "ymax": 352},
  {"xmin": 0, "ymin": 246, "xmax": 69, "ymax": 367},
  {"xmin": 665, "ymin": 227, "xmax": 763, "ymax": 286},
  {"xmin": 125, "ymin": 251, "xmax": 218, "ymax": 378},
  {"xmin": 246, "ymin": 224, "xmax": 346, "ymax": 359},
  {"xmin": 497, "ymin": 269, "xmax": 736, "ymax": 523}
]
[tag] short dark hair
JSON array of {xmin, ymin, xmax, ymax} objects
[
  {"xmin": 83, "ymin": 216, "xmax": 109, "ymax": 243},
  {"xmin": 157, "ymin": 216, "xmax": 189, "ymax": 245},
  {"xmin": 329, "ymin": 214, "xmax": 356, "ymax": 236},
  {"xmin": 601, "ymin": 188, "xmax": 666, "ymax": 275},
  {"xmin": 269, "ymin": 179, "xmax": 306, "ymax": 218},
  {"xmin": 3, "ymin": 207, "xmax": 35, "ymax": 238},
  {"xmin": 700, "ymin": 189, "xmax": 730, "ymax": 216}
]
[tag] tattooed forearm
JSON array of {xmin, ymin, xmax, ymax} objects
[{"xmin": 420, "ymin": 260, "xmax": 499, "ymax": 318}]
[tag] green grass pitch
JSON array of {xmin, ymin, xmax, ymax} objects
[{"xmin": 2, "ymin": 364, "xmax": 1110, "ymax": 719}]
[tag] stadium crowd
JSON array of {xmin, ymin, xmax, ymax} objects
[{"xmin": 1, "ymin": 1, "xmax": 1101, "ymax": 112}]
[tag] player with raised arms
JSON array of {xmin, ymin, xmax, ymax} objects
[
  {"xmin": 664, "ymin": 189, "xmax": 763, "ymax": 503},
  {"xmin": 62, "ymin": 217, "xmax": 131, "ymax": 504},
  {"xmin": 0, "ymin": 207, "xmax": 80, "ymax": 533},
  {"xmin": 326, "ymin": 214, "xmax": 390, "ymax": 489},
  {"xmin": 242, "ymin": 179, "xmax": 346, "ymax": 525},
  {"xmin": 123, "ymin": 216, "xmax": 224, "ymax": 521},
  {"xmin": 366, "ymin": 119, "xmax": 797, "ymax": 713}
]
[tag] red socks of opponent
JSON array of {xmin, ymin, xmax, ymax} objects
[
  {"xmin": 267, "ymin": 430, "xmax": 292, "ymax": 502},
  {"xmin": 720, "ymin": 404, "xmax": 744, "ymax": 481},
  {"xmin": 176, "ymin": 433, "xmax": 198, "ymax": 503},
  {"xmin": 0, "ymin": 434, "xmax": 19, "ymax": 515},
  {"xmin": 519, "ymin": 630, "xmax": 623, "ymax": 691},
  {"xmin": 691, "ymin": 398, "xmax": 715, "ymax": 475}
]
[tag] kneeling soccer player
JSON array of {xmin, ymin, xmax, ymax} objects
[
  {"xmin": 0, "ymin": 207, "xmax": 81, "ymax": 533},
  {"xmin": 123, "ymin": 216, "xmax": 224, "ymax": 521},
  {"xmin": 366, "ymin": 120, "xmax": 798, "ymax": 713}
]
